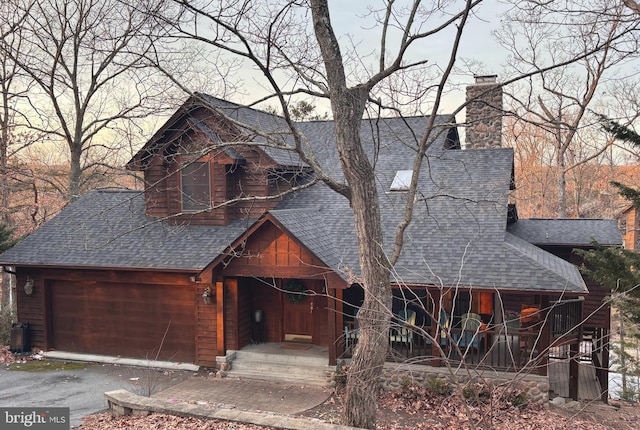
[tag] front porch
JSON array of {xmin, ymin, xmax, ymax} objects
[{"xmin": 337, "ymin": 286, "xmax": 609, "ymax": 402}]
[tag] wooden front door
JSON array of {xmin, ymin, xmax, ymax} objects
[{"xmin": 283, "ymin": 283, "xmax": 314, "ymax": 342}]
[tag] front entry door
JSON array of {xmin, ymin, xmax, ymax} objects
[{"xmin": 283, "ymin": 282, "xmax": 314, "ymax": 342}]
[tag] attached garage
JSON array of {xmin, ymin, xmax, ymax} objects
[
  {"xmin": 47, "ymin": 279, "xmax": 196, "ymax": 362},
  {"xmin": 48, "ymin": 279, "xmax": 196, "ymax": 362}
]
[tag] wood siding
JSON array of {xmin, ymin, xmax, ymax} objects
[
  {"xmin": 226, "ymin": 148, "xmax": 281, "ymax": 220},
  {"xmin": 222, "ymin": 222, "xmax": 339, "ymax": 280},
  {"xmin": 196, "ymin": 283, "xmax": 217, "ymax": 366},
  {"xmin": 140, "ymin": 105, "xmax": 290, "ymax": 226},
  {"xmin": 542, "ymin": 245, "xmax": 611, "ymax": 331},
  {"xmin": 243, "ymin": 277, "xmax": 283, "ymax": 343},
  {"xmin": 581, "ymin": 281, "xmax": 610, "ymax": 330},
  {"xmin": 15, "ymin": 273, "xmax": 47, "ymax": 350},
  {"xmin": 144, "ymin": 156, "xmax": 170, "ymax": 217}
]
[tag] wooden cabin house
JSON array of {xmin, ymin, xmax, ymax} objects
[{"xmin": 0, "ymin": 77, "xmax": 621, "ymax": 400}]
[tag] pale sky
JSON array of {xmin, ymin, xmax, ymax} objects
[{"xmin": 226, "ymin": 1, "xmax": 511, "ymax": 119}]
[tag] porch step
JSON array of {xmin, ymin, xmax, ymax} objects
[{"xmin": 225, "ymin": 347, "xmax": 333, "ymax": 386}]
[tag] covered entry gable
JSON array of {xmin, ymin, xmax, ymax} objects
[
  {"xmin": 199, "ymin": 213, "xmax": 348, "ymax": 287},
  {"xmin": 197, "ymin": 213, "xmax": 348, "ymax": 364}
]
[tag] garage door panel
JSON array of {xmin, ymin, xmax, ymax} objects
[{"xmin": 50, "ymin": 280, "xmax": 195, "ymax": 362}]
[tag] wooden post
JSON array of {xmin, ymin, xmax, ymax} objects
[
  {"xmin": 569, "ymin": 339, "xmax": 580, "ymax": 400},
  {"xmin": 432, "ymin": 288, "xmax": 441, "ymax": 367},
  {"xmin": 216, "ymin": 280, "xmax": 225, "ymax": 356},
  {"xmin": 600, "ymin": 328, "xmax": 610, "ymax": 403},
  {"xmin": 538, "ymin": 295, "xmax": 551, "ymax": 376},
  {"xmin": 328, "ymin": 287, "xmax": 338, "ymax": 366}
]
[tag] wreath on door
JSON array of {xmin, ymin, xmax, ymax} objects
[{"xmin": 284, "ymin": 280, "xmax": 306, "ymax": 304}]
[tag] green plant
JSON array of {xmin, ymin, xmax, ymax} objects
[
  {"xmin": 505, "ymin": 390, "xmax": 528, "ymax": 409},
  {"xmin": 424, "ymin": 376, "xmax": 452, "ymax": 396},
  {"xmin": 283, "ymin": 280, "xmax": 307, "ymax": 304},
  {"xmin": 8, "ymin": 360, "xmax": 86, "ymax": 372},
  {"xmin": 462, "ymin": 383, "xmax": 491, "ymax": 406},
  {"xmin": 400, "ymin": 375, "xmax": 413, "ymax": 387},
  {"xmin": 619, "ymin": 385, "xmax": 640, "ymax": 402}
]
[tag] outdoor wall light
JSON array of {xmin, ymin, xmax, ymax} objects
[
  {"xmin": 24, "ymin": 277, "xmax": 34, "ymax": 295},
  {"xmin": 202, "ymin": 286, "xmax": 213, "ymax": 305}
]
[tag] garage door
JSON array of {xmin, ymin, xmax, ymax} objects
[{"xmin": 49, "ymin": 280, "xmax": 195, "ymax": 362}]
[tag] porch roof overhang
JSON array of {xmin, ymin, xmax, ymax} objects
[
  {"xmin": 197, "ymin": 213, "xmax": 349, "ymax": 288},
  {"xmin": 392, "ymin": 282, "xmax": 588, "ymax": 296}
]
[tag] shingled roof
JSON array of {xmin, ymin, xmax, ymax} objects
[
  {"xmin": 271, "ymin": 145, "xmax": 587, "ymax": 293},
  {"xmin": 507, "ymin": 218, "xmax": 622, "ymax": 247},
  {"xmin": 0, "ymin": 190, "xmax": 250, "ymax": 271},
  {"xmin": 0, "ymin": 95, "xmax": 593, "ymax": 293}
]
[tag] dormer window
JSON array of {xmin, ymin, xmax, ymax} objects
[
  {"xmin": 390, "ymin": 170, "xmax": 413, "ymax": 192},
  {"xmin": 181, "ymin": 161, "xmax": 211, "ymax": 211}
]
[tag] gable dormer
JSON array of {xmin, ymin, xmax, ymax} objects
[{"xmin": 128, "ymin": 95, "xmax": 306, "ymax": 226}]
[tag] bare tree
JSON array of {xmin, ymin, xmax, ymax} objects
[
  {"xmin": 5, "ymin": 0, "xmax": 187, "ymax": 202},
  {"xmin": 0, "ymin": 0, "xmax": 33, "ymax": 225},
  {"xmin": 624, "ymin": 0, "xmax": 640, "ymax": 14},
  {"xmin": 0, "ymin": 0, "xmax": 34, "ymax": 309},
  {"xmin": 162, "ymin": 1, "xmax": 482, "ymax": 426},
  {"xmin": 498, "ymin": 0, "xmax": 640, "ymax": 217},
  {"xmin": 147, "ymin": 0, "xmax": 640, "ymax": 427}
]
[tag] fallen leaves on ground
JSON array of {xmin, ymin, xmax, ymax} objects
[
  {"xmin": 79, "ymin": 413, "xmax": 268, "ymax": 429},
  {"xmin": 0, "ymin": 345, "xmax": 16, "ymax": 365},
  {"xmin": 77, "ymin": 385, "xmax": 640, "ymax": 430}
]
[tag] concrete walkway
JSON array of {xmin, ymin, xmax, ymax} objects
[{"xmin": 106, "ymin": 375, "xmax": 362, "ymax": 430}]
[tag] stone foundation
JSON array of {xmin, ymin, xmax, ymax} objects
[{"xmin": 332, "ymin": 362, "xmax": 549, "ymax": 406}]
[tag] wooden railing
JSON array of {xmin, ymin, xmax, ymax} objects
[
  {"xmin": 342, "ymin": 325, "xmax": 544, "ymax": 373},
  {"xmin": 550, "ymin": 298, "xmax": 582, "ymax": 338}
]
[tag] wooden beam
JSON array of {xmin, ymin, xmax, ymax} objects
[
  {"xmin": 538, "ymin": 295, "xmax": 551, "ymax": 376},
  {"xmin": 328, "ymin": 287, "xmax": 338, "ymax": 366},
  {"xmin": 569, "ymin": 340, "xmax": 580, "ymax": 400},
  {"xmin": 17, "ymin": 268, "xmax": 195, "ymax": 286},
  {"xmin": 216, "ymin": 280, "xmax": 225, "ymax": 356},
  {"xmin": 221, "ymin": 264, "xmax": 346, "ymax": 285},
  {"xmin": 599, "ymin": 328, "xmax": 610, "ymax": 402},
  {"xmin": 432, "ymin": 288, "xmax": 441, "ymax": 367}
]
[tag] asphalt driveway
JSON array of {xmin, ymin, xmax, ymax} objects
[{"xmin": 0, "ymin": 361, "xmax": 191, "ymax": 428}]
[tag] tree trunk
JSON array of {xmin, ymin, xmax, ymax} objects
[
  {"xmin": 620, "ymin": 307, "xmax": 627, "ymax": 395},
  {"xmin": 1, "ymin": 92, "xmax": 10, "ymax": 308},
  {"xmin": 68, "ymin": 144, "xmax": 82, "ymax": 202},
  {"xmin": 333, "ymin": 90, "xmax": 392, "ymax": 428},
  {"xmin": 311, "ymin": 2, "xmax": 392, "ymax": 427},
  {"xmin": 557, "ymin": 164, "xmax": 567, "ymax": 218},
  {"xmin": 556, "ymin": 136, "xmax": 567, "ymax": 218}
]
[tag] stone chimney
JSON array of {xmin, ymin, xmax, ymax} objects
[{"xmin": 465, "ymin": 75, "xmax": 503, "ymax": 149}]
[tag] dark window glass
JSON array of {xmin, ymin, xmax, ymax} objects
[{"xmin": 181, "ymin": 162, "xmax": 210, "ymax": 211}]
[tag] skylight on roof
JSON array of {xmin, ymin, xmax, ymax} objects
[{"xmin": 390, "ymin": 170, "xmax": 413, "ymax": 191}]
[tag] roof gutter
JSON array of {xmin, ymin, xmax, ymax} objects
[{"xmin": 0, "ymin": 263, "xmax": 201, "ymax": 274}]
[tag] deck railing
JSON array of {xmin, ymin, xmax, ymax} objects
[
  {"xmin": 550, "ymin": 298, "xmax": 582, "ymax": 338},
  {"xmin": 343, "ymin": 325, "xmax": 544, "ymax": 373}
]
